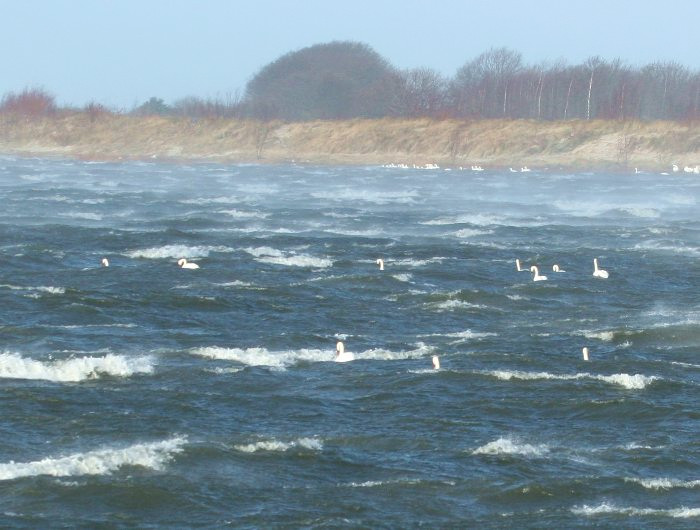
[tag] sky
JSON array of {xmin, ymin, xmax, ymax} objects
[{"xmin": 2, "ymin": 0, "xmax": 698, "ymax": 109}]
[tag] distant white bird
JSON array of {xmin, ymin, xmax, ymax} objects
[
  {"xmin": 509, "ymin": 167, "xmax": 518, "ymax": 173},
  {"xmin": 520, "ymin": 166, "xmax": 531, "ymax": 172},
  {"xmin": 634, "ymin": 168, "xmax": 641, "ymax": 174},
  {"xmin": 101, "ymin": 258, "xmax": 109, "ymax": 267},
  {"xmin": 552, "ymin": 264, "xmax": 565, "ymax": 273},
  {"xmin": 592, "ymin": 258, "xmax": 608, "ymax": 279},
  {"xmin": 335, "ymin": 341, "xmax": 354, "ymax": 363},
  {"xmin": 432, "ymin": 355, "xmax": 440, "ymax": 370},
  {"xmin": 672, "ymin": 164, "xmax": 679, "ymax": 172},
  {"xmin": 582, "ymin": 347, "xmax": 590, "ymax": 361},
  {"xmin": 177, "ymin": 258, "xmax": 200, "ymax": 269},
  {"xmin": 530, "ymin": 265, "xmax": 548, "ymax": 281},
  {"xmin": 376, "ymin": 258, "xmax": 384, "ymax": 271},
  {"xmin": 516, "ymin": 258, "xmax": 528, "ymax": 272}
]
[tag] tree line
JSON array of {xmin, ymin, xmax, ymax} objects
[{"xmin": 2, "ymin": 41, "xmax": 699, "ymax": 122}]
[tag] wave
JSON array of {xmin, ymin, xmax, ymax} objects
[
  {"xmin": 427, "ymin": 300, "xmax": 491, "ymax": 312},
  {"xmin": 572, "ymin": 502, "xmax": 700, "ymax": 518},
  {"xmin": 576, "ymin": 330, "xmax": 615, "ymax": 341},
  {"xmin": 391, "ymin": 273, "xmax": 412, "ymax": 282},
  {"xmin": 453, "ymin": 228, "xmax": 492, "ymax": 238},
  {"xmin": 243, "ymin": 246, "xmax": 332, "ymax": 268},
  {"xmin": 484, "ymin": 370, "xmax": 657, "ymax": 389},
  {"xmin": 60, "ymin": 212, "xmax": 103, "ymax": 221},
  {"xmin": 633, "ymin": 240, "xmax": 700, "ymax": 257},
  {"xmin": 180, "ymin": 196, "xmax": 239, "ymax": 205},
  {"xmin": 234, "ymin": 437, "xmax": 322, "ymax": 453},
  {"xmin": 0, "ymin": 436, "xmax": 186, "ymax": 481},
  {"xmin": 625, "ymin": 477, "xmax": 700, "ymax": 490},
  {"xmin": 0, "ymin": 284, "xmax": 65, "ymax": 295},
  {"xmin": 421, "ymin": 214, "xmax": 504, "ymax": 226},
  {"xmin": 345, "ymin": 477, "xmax": 456, "ymax": 488},
  {"xmin": 311, "ymin": 188, "xmax": 418, "ymax": 204},
  {"xmin": 217, "ymin": 209, "xmax": 268, "ymax": 219},
  {"xmin": 191, "ymin": 343, "xmax": 433, "ymax": 369},
  {"xmin": 0, "ymin": 352, "xmax": 154, "ymax": 382},
  {"xmin": 472, "ymin": 437, "xmax": 549, "ymax": 457},
  {"xmin": 126, "ymin": 244, "xmax": 233, "ymax": 259}
]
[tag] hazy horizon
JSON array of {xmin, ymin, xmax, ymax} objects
[{"xmin": 3, "ymin": 0, "xmax": 699, "ymax": 109}]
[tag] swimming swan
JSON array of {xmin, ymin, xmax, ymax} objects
[
  {"xmin": 376, "ymin": 258, "xmax": 384, "ymax": 271},
  {"xmin": 592, "ymin": 258, "xmax": 608, "ymax": 279},
  {"xmin": 177, "ymin": 258, "xmax": 200, "ymax": 269},
  {"xmin": 101, "ymin": 258, "xmax": 109, "ymax": 267},
  {"xmin": 335, "ymin": 341, "xmax": 354, "ymax": 363},
  {"xmin": 552, "ymin": 264, "xmax": 565, "ymax": 272},
  {"xmin": 432, "ymin": 355, "xmax": 440, "ymax": 370},
  {"xmin": 530, "ymin": 265, "xmax": 548, "ymax": 281},
  {"xmin": 516, "ymin": 259, "xmax": 528, "ymax": 272}
]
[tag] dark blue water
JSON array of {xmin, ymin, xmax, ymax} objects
[{"xmin": 1, "ymin": 156, "xmax": 699, "ymax": 527}]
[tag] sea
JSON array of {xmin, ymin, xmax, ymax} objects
[{"xmin": 0, "ymin": 155, "xmax": 698, "ymax": 528}]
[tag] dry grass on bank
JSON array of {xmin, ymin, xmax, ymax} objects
[{"xmin": 0, "ymin": 112, "xmax": 698, "ymax": 170}]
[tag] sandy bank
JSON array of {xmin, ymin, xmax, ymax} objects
[{"xmin": 0, "ymin": 114, "xmax": 698, "ymax": 170}]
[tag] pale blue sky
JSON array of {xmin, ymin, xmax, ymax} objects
[{"xmin": 2, "ymin": 0, "xmax": 697, "ymax": 109}]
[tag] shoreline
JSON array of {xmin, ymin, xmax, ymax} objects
[{"xmin": 0, "ymin": 114, "xmax": 698, "ymax": 172}]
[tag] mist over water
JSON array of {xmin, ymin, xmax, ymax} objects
[{"xmin": 1, "ymin": 156, "xmax": 699, "ymax": 527}]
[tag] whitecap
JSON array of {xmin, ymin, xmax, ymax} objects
[
  {"xmin": 484, "ymin": 370, "xmax": 657, "ymax": 389},
  {"xmin": 453, "ymin": 228, "xmax": 492, "ymax": 238},
  {"xmin": 234, "ymin": 437, "xmax": 322, "ymax": 453},
  {"xmin": 472, "ymin": 437, "xmax": 548, "ymax": 457},
  {"xmin": 243, "ymin": 246, "xmax": 332, "ymax": 268},
  {"xmin": 391, "ymin": 274, "xmax": 412, "ymax": 282},
  {"xmin": 428, "ymin": 300, "xmax": 490, "ymax": 312},
  {"xmin": 576, "ymin": 330, "xmax": 615, "ymax": 341},
  {"xmin": 60, "ymin": 212, "xmax": 103, "ymax": 221},
  {"xmin": 572, "ymin": 502, "xmax": 700, "ymax": 518},
  {"xmin": 218, "ymin": 209, "xmax": 268, "ymax": 219},
  {"xmin": 126, "ymin": 244, "xmax": 233, "ymax": 259},
  {"xmin": 311, "ymin": 189, "xmax": 418, "ymax": 205},
  {"xmin": 0, "ymin": 436, "xmax": 186, "ymax": 481},
  {"xmin": 625, "ymin": 477, "xmax": 700, "ymax": 490},
  {"xmin": 0, "ymin": 352, "xmax": 154, "ymax": 382}
]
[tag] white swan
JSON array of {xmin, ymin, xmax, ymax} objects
[
  {"xmin": 335, "ymin": 341, "xmax": 354, "ymax": 363},
  {"xmin": 552, "ymin": 264, "xmax": 565, "ymax": 273},
  {"xmin": 177, "ymin": 258, "xmax": 200, "ymax": 269},
  {"xmin": 592, "ymin": 258, "xmax": 608, "ymax": 279},
  {"xmin": 672, "ymin": 164, "xmax": 679, "ymax": 172},
  {"xmin": 509, "ymin": 167, "xmax": 518, "ymax": 173},
  {"xmin": 432, "ymin": 355, "xmax": 440, "ymax": 370},
  {"xmin": 516, "ymin": 258, "xmax": 528, "ymax": 272},
  {"xmin": 582, "ymin": 347, "xmax": 590, "ymax": 361},
  {"xmin": 530, "ymin": 265, "xmax": 547, "ymax": 281},
  {"xmin": 101, "ymin": 258, "xmax": 109, "ymax": 267},
  {"xmin": 520, "ymin": 166, "xmax": 531, "ymax": 172},
  {"xmin": 376, "ymin": 258, "xmax": 384, "ymax": 271}
]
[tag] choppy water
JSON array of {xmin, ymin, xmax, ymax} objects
[{"xmin": 0, "ymin": 156, "xmax": 699, "ymax": 527}]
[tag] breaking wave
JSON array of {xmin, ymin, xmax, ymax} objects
[
  {"xmin": 0, "ymin": 352, "xmax": 154, "ymax": 382},
  {"xmin": 0, "ymin": 436, "xmax": 186, "ymax": 481}
]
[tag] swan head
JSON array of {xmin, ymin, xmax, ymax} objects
[
  {"xmin": 336, "ymin": 341, "xmax": 344, "ymax": 355},
  {"xmin": 101, "ymin": 258, "xmax": 109, "ymax": 267},
  {"xmin": 530, "ymin": 265, "xmax": 538, "ymax": 273},
  {"xmin": 432, "ymin": 355, "xmax": 440, "ymax": 370},
  {"xmin": 376, "ymin": 258, "xmax": 384, "ymax": 270},
  {"xmin": 177, "ymin": 258, "xmax": 187, "ymax": 267},
  {"xmin": 582, "ymin": 347, "xmax": 590, "ymax": 361}
]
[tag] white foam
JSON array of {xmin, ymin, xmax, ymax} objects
[
  {"xmin": 421, "ymin": 213, "xmax": 503, "ymax": 226},
  {"xmin": 472, "ymin": 437, "xmax": 549, "ymax": 457},
  {"xmin": 577, "ymin": 330, "xmax": 615, "ymax": 341},
  {"xmin": 572, "ymin": 502, "xmax": 700, "ymax": 518},
  {"xmin": 634, "ymin": 241, "xmax": 700, "ymax": 257},
  {"xmin": 671, "ymin": 361, "xmax": 700, "ymax": 369},
  {"xmin": 218, "ymin": 209, "xmax": 268, "ymax": 219},
  {"xmin": 0, "ymin": 352, "xmax": 154, "ymax": 382},
  {"xmin": 453, "ymin": 228, "xmax": 491, "ymax": 238},
  {"xmin": 234, "ymin": 437, "xmax": 322, "ymax": 453},
  {"xmin": 429, "ymin": 300, "xmax": 490, "ymax": 312},
  {"xmin": 181, "ymin": 196, "xmax": 240, "ymax": 205},
  {"xmin": 126, "ymin": 244, "xmax": 233, "ymax": 259},
  {"xmin": 625, "ymin": 477, "xmax": 700, "ymax": 490},
  {"xmin": 391, "ymin": 274, "xmax": 412, "ymax": 282},
  {"xmin": 311, "ymin": 188, "xmax": 418, "ymax": 204},
  {"xmin": 484, "ymin": 370, "xmax": 657, "ymax": 389},
  {"xmin": 191, "ymin": 343, "xmax": 433, "ymax": 368},
  {"xmin": 0, "ymin": 284, "xmax": 65, "ymax": 295},
  {"xmin": 0, "ymin": 436, "xmax": 186, "ymax": 481},
  {"xmin": 243, "ymin": 246, "xmax": 332, "ymax": 268}
]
